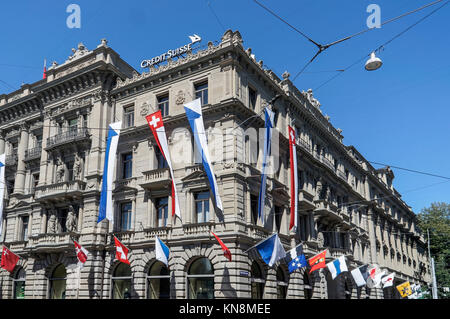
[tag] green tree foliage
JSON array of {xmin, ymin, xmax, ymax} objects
[{"xmin": 417, "ymin": 202, "xmax": 450, "ymax": 299}]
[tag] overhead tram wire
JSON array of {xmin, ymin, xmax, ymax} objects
[
  {"xmin": 313, "ymin": 0, "xmax": 450, "ymax": 91},
  {"xmin": 253, "ymin": 0, "xmax": 447, "ymax": 81},
  {"xmin": 369, "ymin": 161, "xmax": 450, "ymax": 181}
]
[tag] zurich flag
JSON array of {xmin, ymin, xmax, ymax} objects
[
  {"xmin": 98, "ymin": 122, "xmax": 121, "ymax": 224},
  {"xmin": 255, "ymin": 233, "xmax": 286, "ymax": 267},
  {"xmin": 155, "ymin": 235, "xmax": 170, "ymax": 267},
  {"xmin": 327, "ymin": 255, "xmax": 348, "ymax": 280}
]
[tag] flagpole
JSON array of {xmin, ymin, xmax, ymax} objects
[{"xmin": 427, "ymin": 229, "xmax": 438, "ymax": 299}]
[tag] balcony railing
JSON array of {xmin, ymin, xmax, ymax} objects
[
  {"xmin": 29, "ymin": 233, "xmax": 79, "ymax": 251},
  {"xmin": 139, "ymin": 168, "xmax": 171, "ymax": 190},
  {"xmin": 35, "ymin": 180, "xmax": 86, "ymax": 201},
  {"xmin": 24, "ymin": 146, "xmax": 42, "ymax": 161},
  {"xmin": 46, "ymin": 128, "xmax": 90, "ymax": 149},
  {"xmin": 183, "ymin": 222, "xmax": 214, "ymax": 236}
]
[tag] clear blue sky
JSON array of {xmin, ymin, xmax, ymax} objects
[{"xmin": 0, "ymin": 0, "xmax": 449, "ymax": 213}]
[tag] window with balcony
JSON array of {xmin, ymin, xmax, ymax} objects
[
  {"xmin": 31, "ymin": 173, "xmax": 39, "ymax": 195},
  {"xmin": 194, "ymin": 191, "xmax": 210, "ymax": 223},
  {"xmin": 120, "ymin": 202, "xmax": 132, "ymax": 231},
  {"xmin": 155, "ymin": 147, "xmax": 168, "ymax": 169},
  {"xmin": 249, "ymin": 87, "xmax": 257, "ymax": 110},
  {"xmin": 123, "ymin": 105, "xmax": 135, "ymax": 128},
  {"xmin": 250, "ymin": 194, "xmax": 258, "ymax": 225},
  {"xmin": 67, "ymin": 161, "xmax": 74, "ymax": 181},
  {"xmin": 155, "ymin": 197, "xmax": 168, "ymax": 227},
  {"xmin": 157, "ymin": 94, "xmax": 169, "ymax": 117},
  {"xmin": 21, "ymin": 216, "xmax": 29, "ymax": 241},
  {"xmin": 194, "ymin": 81, "xmax": 208, "ymax": 105},
  {"xmin": 57, "ymin": 209, "xmax": 68, "ymax": 233},
  {"xmin": 122, "ymin": 153, "xmax": 133, "ymax": 179},
  {"xmin": 68, "ymin": 118, "xmax": 78, "ymax": 134}
]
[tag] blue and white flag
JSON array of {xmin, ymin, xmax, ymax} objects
[
  {"xmin": 98, "ymin": 122, "xmax": 121, "ymax": 224},
  {"xmin": 255, "ymin": 233, "xmax": 286, "ymax": 267},
  {"xmin": 0, "ymin": 154, "xmax": 5, "ymax": 236},
  {"xmin": 155, "ymin": 235, "xmax": 170, "ymax": 267},
  {"xmin": 257, "ymin": 107, "xmax": 274, "ymax": 225},
  {"xmin": 184, "ymin": 98, "xmax": 223, "ymax": 211},
  {"xmin": 326, "ymin": 255, "xmax": 348, "ymax": 280},
  {"xmin": 284, "ymin": 244, "xmax": 307, "ymax": 273}
]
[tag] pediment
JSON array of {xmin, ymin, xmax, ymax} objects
[{"xmin": 181, "ymin": 169, "xmax": 207, "ymax": 182}]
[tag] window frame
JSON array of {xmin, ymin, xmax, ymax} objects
[
  {"xmin": 194, "ymin": 81, "xmax": 208, "ymax": 106},
  {"xmin": 157, "ymin": 94, "xmax": 170, "ymax": 117},
  {"xmin": 120, "ymin": 201, "xmax": 133, "ymax": 231},
  {"xmin": 194, "ymin": 191, "xmax": 210, "ymax": 223},
  {"xmin": 121, "ymin": 152, "xmax": 133, "ymax": 179},
  {"xmin": 123, "ymin": 104, "xmax": 135, "ymax": 128}
]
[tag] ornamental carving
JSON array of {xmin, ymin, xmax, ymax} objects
[
  {"xmin": 140, "ymin": 102, "xmax": 150, "ymax": 116},
  {"xmin": 175, "ymin": 90, "xmax": 185, "ymax": 105}
]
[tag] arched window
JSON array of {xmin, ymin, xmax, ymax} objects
[
  {"xmin": 13, "ymin": 267, "xmax": 26, "ymax": 299},
  {"xmin": 250, "ymin": 261, "xmax": 265, "ymax": 299},
  {"xmin": 112, "ymin": 263, "xmax": 132, "ymax": 299},
  {"xmin": 147, "ymin": 261, "xmax": 170, "ymax": 299},
  {"xmin": 187, "ymin": 257, "xmax": 214, "ymax": 299},
  {"xmin": 49, "ymin": 264, "xmax": 66, "ymax": 299},
  {"xmin": 303, "ymin": 272, "xmax": 313, "ymax": 299},
  {"xmin": 276, "ymin": 267, "xmax": 288, "ymax": 299}
]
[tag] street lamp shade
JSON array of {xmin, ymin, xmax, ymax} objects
[{"xmin": 365, "ymin": 52, "xmax": 383, "ymax": 71}]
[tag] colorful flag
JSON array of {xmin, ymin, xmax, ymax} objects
[
  {"xmin": 326, "ymin": 255, "xmax": 348, "ymax": 280},
  {"xmin": 0, "ymin": 154, "xmax": 5, "ymax": 236},
  {"xmin": 114, "ymin": 236, "xmax": 130, "ymax": 265},
  {"xmin": 288, "ymin": 125, "xmax": 298, "ymax": 231},
  {"xmin": 155, "ymin": 235, "xmax": 170, "ymax": 267},
  {"xmin": 98, "ymin": 122, "xmax": 121, "ymax": 224},
  {"xmin": 381, "ymin": 272, "xmax": 395, "ymax": 288},
  {"xmin": 351, "ymin": 264, "xmax": 371, "ymax": 287},
  {"xmin": 284, "ymin": 244, "xmax": 307, "ymax": 273},
  {"xmin": 146, "ymin": 110, "xmax": 181, "ymax": 221},
  {"xmin": 184, "ymin": 98, "xmax": 223, "ymax": 211},
  {"xmin": 257, "ymin": 107, "xmax": 274, "ymax": 225},
  {"xmin": 1, "ymin": 246, "xmax": 20, "ymax": 272},
  {"xmin": 255, "ymin": 233, "xmax": 286, "ymax": 267},
  {"xmin": 308, "ymin": 250, "xmax": 327, "ymax": 274},
  {"xmin": 396, "ymin": 281, "xmax": 412, "ymax": 298},
  {"xmin": 211, "ymin": 231, "xmax": 232, "ymax": 262},
  {"xmin": 73, "ymin": 240, "xmax": 89, "ymax": 268},
  {"xmin": 367, "ymin": 268, "xmax": 385, "ymax": 288}
]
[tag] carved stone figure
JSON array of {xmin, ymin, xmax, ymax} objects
[
  {"xmin": 65, "ymin": 206, "xmax": 77, "ymax": 232},
  {"xmin": 47, "ymin": 211, "xmax": 57, "ymax": 233},
  {"xmin": 175, "ymin": 90, "xmax": 185, "ymax": 105},
  {"xmin": 325, "ymin": 186, "xmax": 332, "ymax": 202},
  {"xmin": 73, "ymin": 154, "xmax": 82, "ymax": 180},
  {"xmin": 304, "ymin": 89, "xmax": 321, "ymax": 109},
  {"xmin": 56, "ymin": 159, "xmax": 65, "ymax": 183}
]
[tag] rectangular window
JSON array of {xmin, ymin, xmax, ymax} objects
[
  {"xmin": 194, "ymin": 81, "xmax": 208, "ymax": 105},
  {"xmin": 122, "ymin": 153, "xmax": 133, "ymax": 179},
  {"xmin": 156, "ymin": 197, "xmax": 168, "ymax": 227},
  {"xmin": 35, "ymin": 134, "xmax": 43, "ymax": 148},
  {"xmin": 157, "ymin": 95, "xmax": 169, "ymax": 117},
  {"xmin": 194, "ymin": 191, "xmax": 210, "ymax": 223},
  {"xmin": 68, "ymin": 118, "xmax": 78, "ymax": 133},
  {"xmin": 123, "ymin": 105, "xmax": 135, "ymax": 128},
  {"xmin": 155, "ymin": 147, "xmax": 168, "ymax": 169},
  {"xmin": 58, "ymin": 209, "xmax": 68, "ymax": 233},
  {"xmin": 249, "ymin": 87, "xmax": 257, "ymax": 110},
  {"xmin": 250, "ymin": 194, "xmax": 258, "ymax": 225},
  {"xmin": 67, "ymin": 161, "xmax": 74, "ymax": 181},
  {"xmin": 121, "ymin": 202, "xmax": 132, "ymax": 231},
  {"xmin": 274, "ymin": 205, "xmax": 282, "ymax": 232},
  {"xmin": 21, "ymin": 216, "xmax": 29, "ymax": 241},
  {"xmin": 31, "ymin": 173, "xmax": 39, "ymax": 194}
]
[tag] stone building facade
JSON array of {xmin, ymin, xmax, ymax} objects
[{"xmin": 0, "ymin": 30, "xmax": 430, "ymax": 299}]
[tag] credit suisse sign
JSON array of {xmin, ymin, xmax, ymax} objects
[{"xmin": 140, "ymin": 34, "xmax": 201, "ymax": 68}]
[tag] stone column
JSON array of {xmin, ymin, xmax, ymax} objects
[
  {"xmin": 366, "ymin": 208, "xmax": 378, "ymax": 265},
  {"xmin": 0, "ymin": 130, "xmax": 5, "ymax": 154},
  {"xmin": 14, "ymin": 122, "xmax": 29, "ymax": 194}
]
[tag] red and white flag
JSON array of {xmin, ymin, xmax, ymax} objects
[
  {"xmin": 114, "ymin": 236, "xmax": 130, "ymax": 264},
  {"xmin": 146, "ymin": 110, "xmax": 181, "ymax": 221},
  {"xmin": 73, "ymin": 240, "xmax": 89, "ymax": 268},
  {"xmin": 211, "ymin": 231, "xmax": 232, "ymax": 262},
  {"xmin": 382, "ymin": 272, "xmax": 395, "ymax": 288},
  {"xmin": 1, "ymin": 246, "xmax": 20, "ymax": 272},
  {"xmin": 288, "ymin": 126, "xmax": 298, "ymax": 231},
  {"xmin": 42, "ymin": 59, "xmax": 47, "ymax": 79}
]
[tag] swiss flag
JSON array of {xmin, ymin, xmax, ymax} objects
[
  {"xmin": 73, "ymin": 240, "xmax": 89, "ymax": 267},
  {"xmin": 1, "ymin": 246, "xmax": 20, "ymax": 273},
  {"xmin": 308, "ymin": 250, "xmax": 327, "ymax": 274},
  {"xmin": 211, "ymin": 231, "xmax": 232, "ymax": 262},
  {"xmin": 114, "ymin": 236, "xmax": 130, "ymax": 264}
]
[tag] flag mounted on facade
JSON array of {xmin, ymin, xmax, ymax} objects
[
  {"xmin": 1, "ymin": 246, "xmax": 20, "ymax": 273},
  {"xmin": 98, "ymin": 122, "xmax": 121, "ymax": 224},
  {"xmin": 155, "ymin": 235, "xmax": 170, "ymax": 267},
  {"xmin": 326, "ymin": 255, "xmax": 348, "ymax": 280},
  {"xmin": 114, "ymin": 236, "xmax": 130, "ymax": 265},
  {"xmin": 396, "ymin": 281, "xmax": 412, "ymax": 298},
  {"xmin": 254, "ymin": 233, "xmax": 286, "ymax": 267},
  {"xmin": 308, "ymin": 250, "xmax": 327, "ymax": 274},
  {"xmin": 351, "ymin": 264, "xmax": 371, "ymax": 287},
  {"xmin": 367, "ymin": 267, "xmax": 385, "ymax": 288},
  {"xmin": 184, "ymin": 98, "xmax": 223, "ymax": 211},
  {"xmin": 0, "ymin": 154, "xmax": 5, "ymax": 236},
  {"xmin": 288, "ymin": 125, "xmax": 298, "ymax": 231},
  {"xmin": 43, "ymin": 59, "xmax": 47, "ymax": 79},
  {"xmin": 211, "ymin": 231, "xmax": 232, "ymax": 262},
  {"xmin": 284, "ymin": 244, "xmax": 307, "ymax": 273},
  {"xmin": 381, "ymin": 272, "xmax": 395, "ymax": 288},
  {"xmin": 146, "ymin": 110, "xmax": 181, "ymax": 221},
  {"xmin": 73, "ymin": 240, "xmax": 89, "ymax": 268},
  {"xmin": 257, "ymin": 107, "xmax": 274, "ymax": 225}
]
